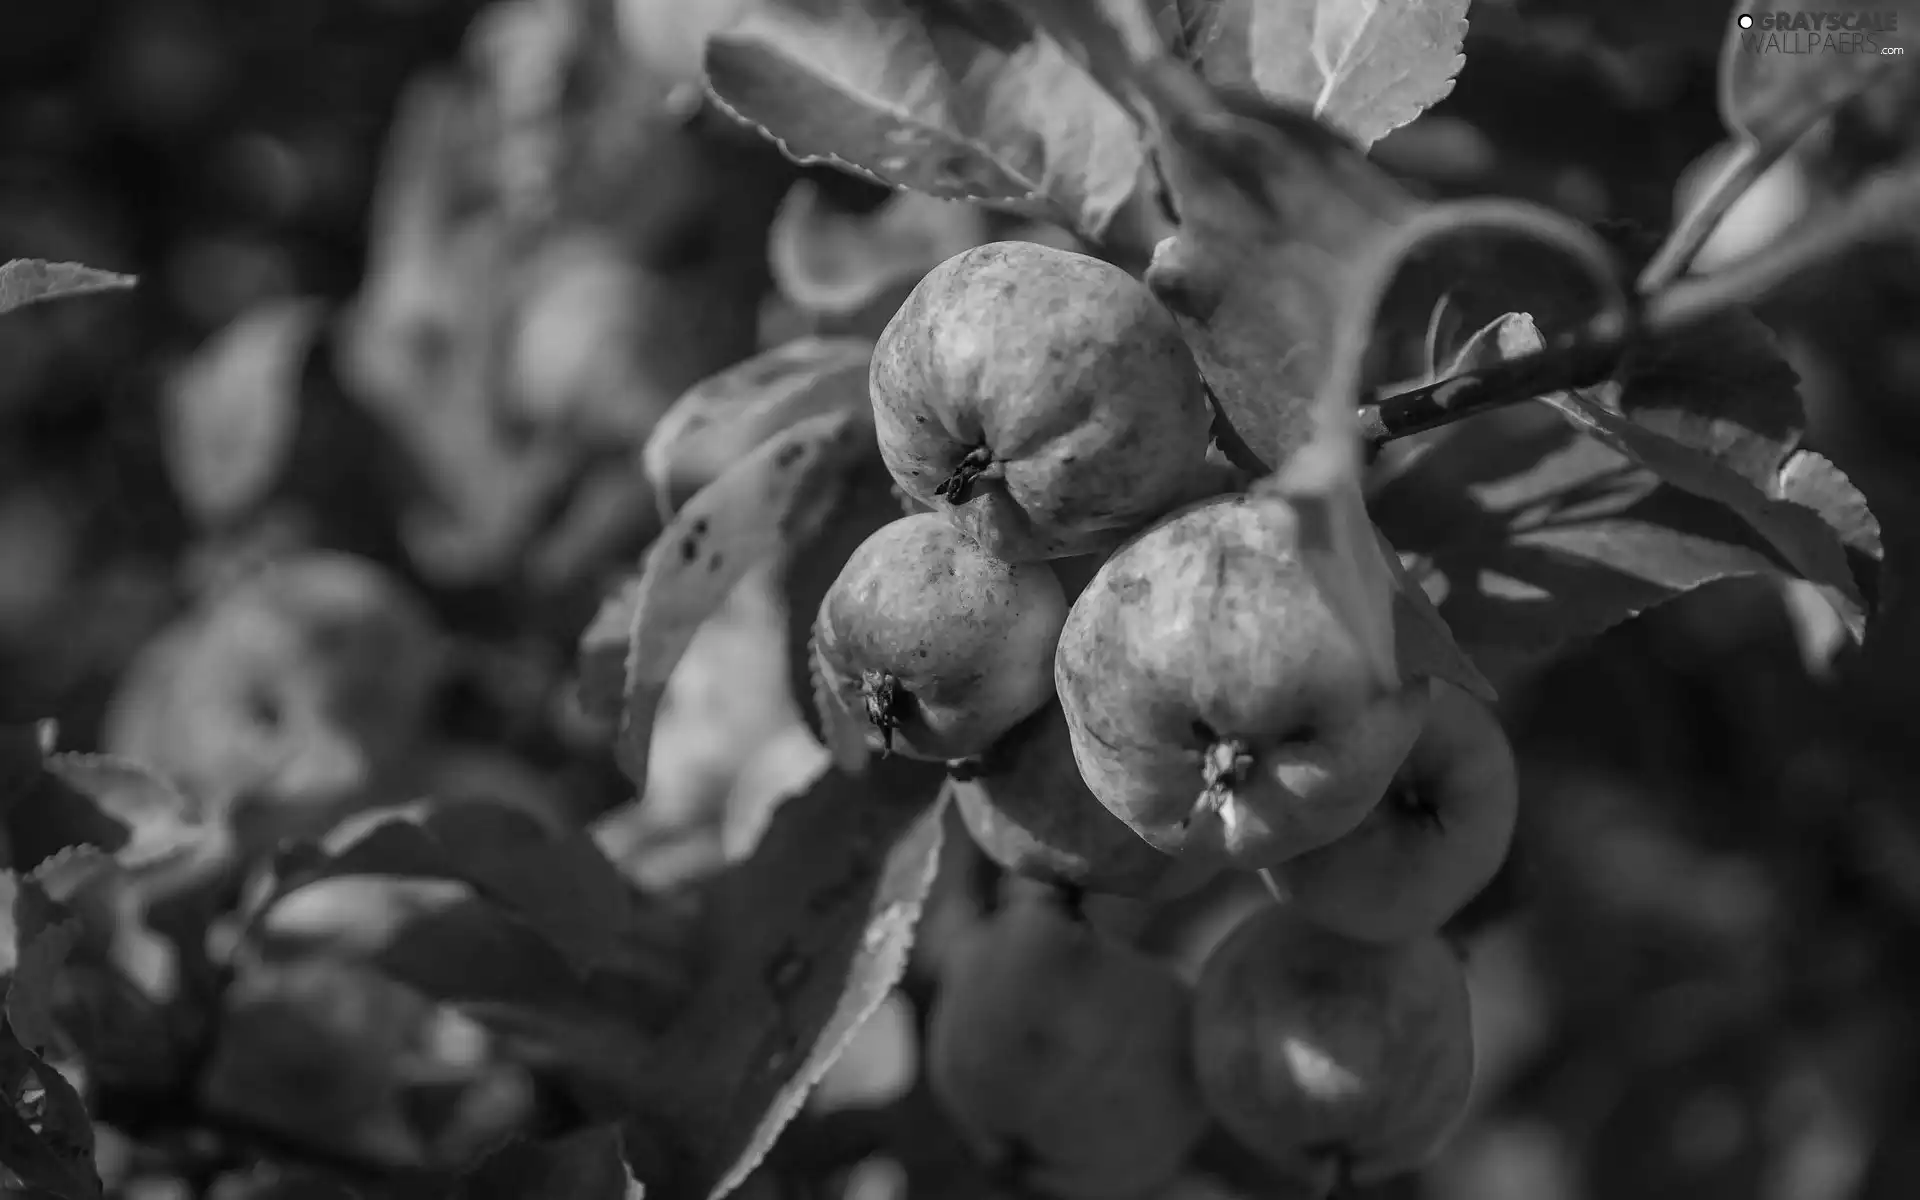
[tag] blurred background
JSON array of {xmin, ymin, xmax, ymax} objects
[{"xmin": 4, "ymin": 0, "xmax": 1920, "ymax": 1198}]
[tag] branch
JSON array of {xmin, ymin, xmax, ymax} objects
[{"xmin": 1356, "ymin": 161, "xmax": 1920, "ymax": 446}]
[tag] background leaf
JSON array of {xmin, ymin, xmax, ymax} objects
[
  {"xmin": 453, "ymin": 1123, "xmax": 646, "ymax": 1200},
  {"xmin": 41, "ymin": 752, "xmax": 208, "ymax": 871},
  {"xmin": 615, "ymin": 409, "xmax": 874, "ymax": 793},
  {"xmin": 2, "ymin": 869, "xmax": 83, "ymax": 1060},
  {"xmin": 0, "ymin": 729, "xmax": 134, "ymax": 873},
  {"xmin": 642, "ymin": 336, "xmax": 875, "ymax": 519},
  {"xmin": 162, "ymin": 297, "xmax": 325, "ymax": 527},
  {"xmin": 1181, "ymin": 0, "xmax": 1470, "ymax": 150},
  {"xmin": 767, "ymin": 179, "xmax": 989, "ymax": 319},
  {"xmin": 0, "ymin": 259, "xmax": 136, "ymax": 318},
  {"xmin": 704, "ymin": 0, "xmax": 1146, "ymax": 237},
  {"xmin": 0, "ymin": 1020, "xmax": 101, "ymax": 1200},
  {"xmin": 265, "ymin": 798, "xmax": 638, "ymax": 976},
  {"xmin": 626, "ymin": 755, "xmax": 948, "ymax": 1200}
]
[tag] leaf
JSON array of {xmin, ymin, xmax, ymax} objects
[
  {"xmin": 0, "ymin": 259, "xmax": 136, "ymax": 318},
  {"xmin": 580, "ymin": 577, "xmax": 646, "ymax": 727},
  {"xmin": 0, "ymin": 1020, "xmax": 100, "ymax": 1200},
  {"xmin": 1488, "ymin": 311, "xmax": 1877, "ymax": 636},
  {"xmin": 264, "ymin": 798, "xmax": 636, "ymax": 976},
  {"xmin": 641, "ymin": 337, "xmax": 875, "ymax": 519},
  {"xmin": 0, "ymin": 728, "xmax": 133, "ymax": 873},
  {"xmin": 779, "ymin": 459, "xmax": 906, "ymax": 765},
  {"xmin": 615, "ymin": 409, "xmax": 875, "ymax": 794},
  {"xmin": 768, "ymin": 179, "xmax": 990, "ymax": 318},
  {"xmin": 40, "ymin": 753, "xmax": 208, "ymax": 871},
  {"xmin": 1384, "ymin": 531, "xmax": 1495, "ymax": 704},
  {"xmin": 1, "ymin": 869, "xmax": 82, "ymax": 1060},
  {"xmin": 252, "ymin": 878, "xmax": 684, "ymax": 1092},
  {"xmin": 626, "ymin": 756, "xmax": 947, "ymax": 1200},
  {"xmin": 455, "ymin": 1124, "xmax": 645, "ymax": 1200},
  {"xmin": 704, "ymin": 0, "xmax": 1147, "ymax": 237},
  {"xmin": 1180, "ymin": 0, "xmax": 1469, "ymax": 150},
  {"xmin": 1143, "ymin": 92, "xmax": 1419, "ymax": 470},
  {"xmin": 163, "ymin": 297, "xmax": 325, "ymax": 526},
  {"xmin": 1368, "ymin": 380, "xmax": 1871, "ymax": 682}
]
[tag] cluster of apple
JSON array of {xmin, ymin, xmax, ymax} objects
[{"xmin": 809, "ymin": 240, "xmax": 1519, "ymax": 1195}]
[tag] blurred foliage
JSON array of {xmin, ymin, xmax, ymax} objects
[{"xmin": 2, "ymin": 1, "xmax": 1920, "ymax": 1199}]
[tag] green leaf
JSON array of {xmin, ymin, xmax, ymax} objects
[
  {"xmin": 162, "ymin": 297, "xmax": 324, "ymax": 527},
  {"xmin": 626, "ymin": 756, "xmax": 948, "ymax": 1200},
  {"xmin": 40, "ymin": 752, "xmax": 208, "ymax": 871},
  {"xmin": 0, "ymin": 259, "xmax": 135, "ymax": 318},
  {"xmin": 614, "ymin": 409, "xmax": 876, "ymax": 795},
  {"xmin": 703, "ymin": 0, "xmax": 1147, "ymax": 238},
  {"xmin": 1180, "ymin": 0, "xmax": 1470, "ymax": 150},
  {"xmin": 0, "ymin": 1019, "xmax": 100, "ymax": 1200},
  {"xmin": 641, "ymin": 337, "xmax": 875, "ymax": 520},
  {"xmin": 264, "ymin": 798, "xmax": 637, "ymax": 976},
  {"xmin": 454, "ymin": 1125, "xmax": 645, "ymax": 1200},
  {"xmin": 1491, "ymin": 311, "xmax": 1877, "ymax": 636}
]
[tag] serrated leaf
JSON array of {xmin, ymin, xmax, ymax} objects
[
  {"xmin": 1179, "ymin": 0, "xmax": 1468, "ymax": 150},
  {"xmin": 642, "ymin": 337, "xmax": 875, "ymax": 519},
  {"xmin": 0, "ymin": 728, "xmax": 133, "ymax": 873},
  {"xmin": 163, "ymin": 297, "xmax": 324, "ymax": 526},
  {"xmin": 0, "ymin": 259, "xmax": 136, "ymax": 318},
  {"xmin": 704, "ymin": 0, "xmax": 1146, "ymax": 238},
  {"xmin": 40, "ymin": 752, "xmax": 208, "ymax": 871},
  {"xmin": 768, "ymin": 179, "xmax": 990, "ymax": 318},
  {"xmin": 264, "ymin": 798, "xmax": 635, "ymax": 976},
  {"xmin": 1, "ymin": 871, "xmax": 81, "ymax": 1060},
  {"xmin": 615, "ymin": 409, "xmax": 874, "ymax": 794},
  {"xmin": 627, "ymin": 756, "xmax": 947, "ymax": 1200},
  {"xmin": 1482, "ymin": 311, "xmax": 1876, "ymax": 636},
  {"xmin": 1370, "ymin": 362, "xmax": 1874, "ymax": 683},
  {"xmin": 454, "ymin": 1124, "xmax": 645, "ymax": 1200},
  {"xmin": 0, "ymin": 1020, "xmax": 100, "ymax": 1200}
]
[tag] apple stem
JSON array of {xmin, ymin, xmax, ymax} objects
[
  {"xmin": 935, "ymin": 445, "xmax": 1001, "ymax": 504},
  {"xmin": 1198, "ymin": 737, "xmax": 1254, "ymax": 806},
  {"xmin": 860, "ymin": 669, "xmax": 907, "ymax": 754}
]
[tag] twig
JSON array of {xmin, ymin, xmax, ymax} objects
[
  {"xmin": 1637, "ymin": 139, "xmax": 1769, "ymax": 292},
  {"xmin": 1355, "ymin": 161, "xmax": 1920, "ymax": 446}
]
